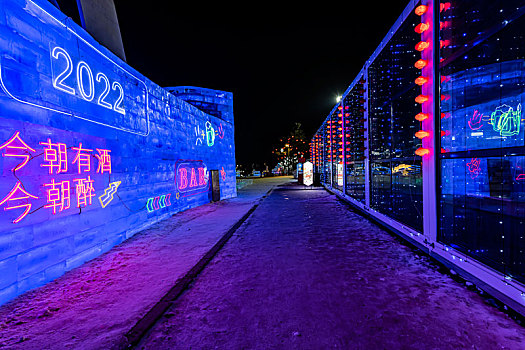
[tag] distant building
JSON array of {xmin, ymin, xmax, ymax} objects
[{"xmin": 167, "ymin": 86, "xmax": 234, "ymax": 125}]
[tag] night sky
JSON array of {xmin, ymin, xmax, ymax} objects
[{"xmin": 114, "ymin": 2, "xmax": 409, "ymax": 168}]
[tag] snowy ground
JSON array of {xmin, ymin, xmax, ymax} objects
[
  {"xmin": 0, "ymin": 177, "xmax": 291, "ymax": 349},
  {"xmin": 139, "ymin": 184, "xmax": 525, "ymax": 349}
]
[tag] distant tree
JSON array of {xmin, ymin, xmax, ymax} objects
[{"xmin": 272, "ymin": 122, "xmax": 309, "ymax": 175}]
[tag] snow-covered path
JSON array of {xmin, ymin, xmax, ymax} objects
[
  {"xmin": 140, "ymin": 184, "xmax": 525, "ymax": 349},
  {"xmin": 0, "ymin": 177, "xmax": 291, "ymax": 349}
]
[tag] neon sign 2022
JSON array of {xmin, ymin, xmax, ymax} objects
[
  {"xmin": 0, "ymin": 0, "xmax": 149, "ymax": 136},
  {"xmin": 51, "ymin": 46, "xmax": 125, "ymax": 115}
]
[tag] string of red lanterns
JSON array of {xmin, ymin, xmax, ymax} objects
[{"xmin": 414, "ymin": 4, "xmax": 431, "ymax": 157}]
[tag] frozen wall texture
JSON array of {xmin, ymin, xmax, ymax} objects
[{"xmin": 0, "ymin": 0, "xmax": 236, "ymax": 305}]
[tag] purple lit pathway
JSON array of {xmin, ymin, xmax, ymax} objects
[
  {"xmin": 0, "ymin": 177, "xmax": 292, "ymax": 349},
  {"xmin": 139, "ymin": 184, "xmax": 525, "ymax": 349}
]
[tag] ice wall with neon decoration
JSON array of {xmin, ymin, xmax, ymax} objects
[
  {"xmin": 0, "ymin": 0, "xmax": 236, "ymax": 304},
  {"xmin": 439, "ymin": 0, "xmax": 525, "ymax": 282}
]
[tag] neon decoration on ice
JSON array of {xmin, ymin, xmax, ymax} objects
[
  {"xmin": 205, "ymin": 121, "xmax": 215, "ymax": 147},
  {"xmin": 175, "ymin": 160, "xmax": 209, "ymax": 197},
  {"xmin": 43, "ymin": 179, "xmax": 71, "ymax": 214},
  {"xmin": 40, "ymin": 138, "xmax": 68, "ymax": 174},
  {"xmin": 468, "ymin": 110, "xmax": 484, "ymax": 130},
  {"xmin": 195, "ymin": 121, "xmax": 225, "ymax": 147},
  {"xmin": 51, "ymin": 46, "xmax": 125, "ymax": 114},
  {"xmin": 0, "ymin": 131, "xmax": 36, "ymax": 171},
  {"xmin": 467, "ymin": 158, "xmax": 482, "ymax": 179},
  {"xmin": 0, "ymin": 131, "xmax": 113, "ymax": 223},
  {"xmin": 99, "ymin": 181, "xmax": 121, "ymax": 208},
  {"xmin": 0, "ymin": 0, "xmax": 150, "ymax": 136},
  {"xmin": 490, "ymin": 104, "xmax": 521, "ymax": 137},
  {"xmin": 146, "ymin": 193, "xmax": 172, "ymax": 213},
  {"xmin": 0, "ymin": 182, "xmax": 38, "ymax": 223}
]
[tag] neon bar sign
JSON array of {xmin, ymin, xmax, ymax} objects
[
  {"xmin": 0, "ymin": 131, "xmax": 112, "ymax": 223},
  {"xmin": 175, "ymin": 160, "xmax": 209, "ymax": 197},
  {"xmin": 0, "ymin": 0, "xmax": 149, "ymax": 136}
]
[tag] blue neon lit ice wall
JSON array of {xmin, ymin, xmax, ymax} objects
[{"xmin": 0, "ymin": 0, "xmax": 236, "ymax": 305}]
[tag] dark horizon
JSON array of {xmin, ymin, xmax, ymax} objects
[{"xmin": 114, "ymin": 2, "xmax": 409, "ymax": 168}]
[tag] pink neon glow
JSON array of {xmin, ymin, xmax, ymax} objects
[
  {"xmin": 95, "ymin": 149, "xmax": 112, "ymax": 174},
  {"xmin": 165, "ymin": 193, "xmax": 171, "ymax": 206},
  {"xmin": 43, "ymin": 179, "xmax": 71, "ymax": 214},
  {"xmin": 0, "ymin": 181, "xmax": 38, "ymax": 223},
  {"xmin": 153, "ymin": 196, "xmax": 160, "ymax": 210},
  {"xmin": 74, "ymin": 176, "xmax": 95, "ymax": 208},
  {"xmin": 189, "ymin": 168, "xmax": 198, "ymax": 188},
  {"xmin": 72, "ymin": 143, "xmax": 93, "ymax": 174},
  {"xmin": 40, "ymin": 138, "xmax": 68, "ymax": 174},
  {"xmin": 467, "ymin": 158, "xmax": 481, "ymax": 179},
  {"xmin": 0, "ymin": 131, "xmax": 36, "ymax": 171},
  {"xmin": 198, "ymin": 167, "xmax": 206, "ymax": 186},
  {"xmin": 468, "ymin": 110, "xmax": 484, "ymax": 130},
  {"xmin": 178, "ymin": 168, "xmax": 188, "ymax": 189},
  {"xmin": 517, "ymin": 174, "xmax": 525, "ymax": 181},
  {"xmin": 440, "ymin": 2, "xmax": 451, "ymax": 12},
  {"xmin": 440, "ymin": 40, "xmax": 451, "ymax": 49},
  {"xmin": 216, "ymin": 123, "xmax": 225, "ymax": 139}
]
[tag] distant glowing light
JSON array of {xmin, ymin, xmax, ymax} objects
[
  {"xmin": 440, "ymin": 2, "xmax": 451, "ymax": 12},
  {"xmin": 415, "ymin": 95, "xmax": 429, "ymax": 104},
  {"xmin": 414, "ymin": 59, "xmax": 428, "ymax": 70},
  {"xmin": 415, "ymin": 5, "xmax": 428, "ymax": 16},
  {"xmin": 336, "ymin": 96, "xmax": 342, "ymax": 103},
  {"xmin": 415, "ymin": 41, "xmax": 430, "ymax": 52},
  {"xmin": 415, "ymin": 147, "xmax": 430, "ymax": 157},
  {"xmin": 415, "ymin": 113, "xmax": 429, "ymax": 121},
  {"xmin": 415, "ymin": 22, "xmax": 429, "ymax": 34},
  {"xmin": 415, "ymin": 76, "xmax": 429, "ymax": 86},
  {"xmin": 415, "ymin": 130, "xmax": 430, "ymax": 139}
]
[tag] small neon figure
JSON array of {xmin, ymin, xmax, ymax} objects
[
  {"xmin": 0, "ymin": 131, "xmax": 36, "ymax": 171},
  {"xmin": 40, "ymin": 138, "xmax": 68, "ymax": 174},
  {"xmin": 99, "ymin": 181, "xmax": 121, "ymax": 208},
  {"xmin": 43, "ymin": 179, "xmax": 71, "ymax": 214},
  {"xmin": 95, "ymin": 149, "xmax": 112, "ymax": 174},
  {"xmin": 72, "ymin": 143, "xmax": 93, "ymax": 174},
  {"xmin": 490, "ymin": 104, "xmax": 521, "ymax": 137},
  {"xmin": 205, "ymin": 121, "xmax": 215, "ymax": 147},
  {"xmin": 194, "ymin": 125, "xmax": 204, "ymax": 146},
  {"xmin": 468, "ymin": 110, "xmax": 484, "ymax": 130},
  {"xmin": 467, "ymin": 158, "xmax": 481, "ymax": 179},
  {"xmin": 0, "ymin": 181, "xmax": 38, "ymax": 223},
  {"xmin": 220, "ymin": 167, "xmax": 226, "ymax": 181},
  {"xmin": 74, "ymin": 176, "xmax": 95, "ymax": 208},
  {"xmin": 216, "ymin": 123, "xmax": 225, "ymax": 139}
]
